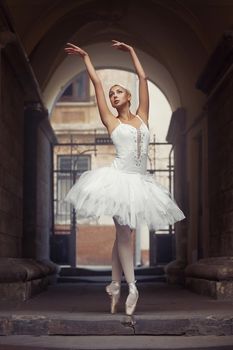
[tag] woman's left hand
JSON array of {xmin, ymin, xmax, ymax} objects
[{"xmin": 111, "ymin": 40, "xmax": 133, "ymax": 52}]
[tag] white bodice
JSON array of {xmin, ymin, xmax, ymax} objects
[{"xmin": 110, "ymin": 115, "xmax": 150, "ymax": 175}]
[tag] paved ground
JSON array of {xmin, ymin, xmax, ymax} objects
[
  {"xmin": 0, "ymin": 281, "xmax": 233, "ymax": 348},
  {"xmin": 0, "ymin": 281, "xmax": 232, "ymax": 317},
  {"xmin": 1, "ymin": 335, "xmax": 233, "ymax": 350}
]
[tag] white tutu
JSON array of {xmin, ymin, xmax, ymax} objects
[
  {"xmin": 65, "ymin": 115, "xmax": 186, "ymax": 230},
  {"xmin": 65, "ymin": 166, "xmax": 185, "ymax": 230}
]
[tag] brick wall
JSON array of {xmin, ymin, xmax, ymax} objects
[
  {"xmin": 76, "ymin": 225, "xmax": 138, "ymax": 266},
  {"xmin": 0, "ymin": 56, "xmax": 24, "ymax": 257},
  {"xmin": 76, "ymin": 225, "xmax": 115, "ymax": 265}
]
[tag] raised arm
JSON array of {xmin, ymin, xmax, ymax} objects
[
  {"xmin": 111, "ymin": 40, "xmax": 149, "ymax": 123},
  {"xmin": 65, "ymin": 43, "xmax": 115, "ymax": 127}
]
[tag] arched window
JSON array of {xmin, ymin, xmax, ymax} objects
[{"xmin": 59, "ymin": 71, "xmax": 90, "ymax": 102}]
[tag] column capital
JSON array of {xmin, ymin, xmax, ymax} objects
[
  {"xmin": 24, "ymin": 102, "xmax": 48, "ymax": 125},
  {"xmin": 24, "ymin": 101, "xmax": 47, "ymax": 114}
]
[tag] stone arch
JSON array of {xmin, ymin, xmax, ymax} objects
[{"xmin": 44, "ymin": 42, "xmax": 181, "ymax": 114}]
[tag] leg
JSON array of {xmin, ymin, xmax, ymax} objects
[
  {"xmin": 113, "ymin": 217, "xmax": 135, "ymax": 283},
  {"xmin": 105, "ymin": 217, "xmax": 122, "ymax": 314},
  {"xmin": 113, "ymin": 217, "xmax": 139, "ymax": 316},
  {"xmin": 111, "ymin": 238, "xmax": 123, "ymax": 282}
]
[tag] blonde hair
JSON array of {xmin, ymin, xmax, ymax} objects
[{"xmin": 109, "ymin": 84, "xmax": 131, "ymax": 107}]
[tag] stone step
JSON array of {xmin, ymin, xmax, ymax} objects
[
  {"xmin": 1, "ymin": 282, "xmax": 232, "ymax": 339},
  {"xmin": 58, "ymin": 266, "xmax": 166, "ymax": 283},
  {"xmin": 58, "ymin": 275, "xmax": 166, "ymax": 283},
  {"xmin": 1, "ymin": 335, "xmax": 233, "ymax": 350},
  {"xmin": 59, "ymin": 266, "xmax": 165, "ymax": 277},
  {"xmin": 0, "ymin": 313, "xmax": 232, "ymax": 336}
]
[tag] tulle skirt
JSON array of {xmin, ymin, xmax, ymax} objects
[{"xmin": 64, "ymin": 166, "xmax": 186, "ymax": 230}]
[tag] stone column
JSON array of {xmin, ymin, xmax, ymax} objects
[
  {"xmin": 23, "ymin": 103, "xmax": 46, "ymax": 259},
  {"xmin": 23, "ymin": 102, "xmax": 57, "ymax": 261},
  {"xmin": 0, "ymin": 18, "xmax": 58, "ymax": 300},
  {"xmin": 165, "ymin": 108, "xmax": 188, "ymax": 284}
]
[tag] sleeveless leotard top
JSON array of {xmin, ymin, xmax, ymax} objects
[{"xmin": 110, "ymin": 115, "xmax": 150, "ymax": 175}]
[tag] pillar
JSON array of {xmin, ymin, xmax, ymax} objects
[
  {"xmin": 23, "ymin": 102, "xmax": 56, "ymax": 261},
  {"xmin": 164, "ymin": 108, "xmax": 188, "ymax": 284}
]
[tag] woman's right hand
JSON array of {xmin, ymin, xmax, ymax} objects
[{"xmin": 64, "ymin": 43, "xmax": 88, "ymax": 58}]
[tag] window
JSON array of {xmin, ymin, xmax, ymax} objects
[
  {"xmin": 62, "ymin": 84, "xmax": 73, "ymax": 97},
  {"xmin": 59, "ymin": 72, "xmax": 90, "ymax": 102}
]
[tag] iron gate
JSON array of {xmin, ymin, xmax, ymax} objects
[{"xmin": 50, "ymin": 131, "xmax": 175, "ymax": 267}]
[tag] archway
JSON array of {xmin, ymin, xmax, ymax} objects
[
  {"xmin": 49, "ymin": 66, "xmax": 175, "ymax": 270},
  {"xmin": 44, "ymin": 42, "xmax": 181, "ymax": 114}
]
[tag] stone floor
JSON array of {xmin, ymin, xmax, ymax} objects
[
  {"xmin": 0, "ymin": 280, "xmax": 233, "ymax": 349},
  {"xmin": 1, "ymin": 335, "xmax": 233, "ymax": 350}
]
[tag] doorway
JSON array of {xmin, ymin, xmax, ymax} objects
[{"xmin": 49, "ymin": 69, "xmax": 175, "ymax": 269}]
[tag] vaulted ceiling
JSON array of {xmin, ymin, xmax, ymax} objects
[{"xmin": 4, "ymin": 0, "xmax": 233, "ymax": 114}]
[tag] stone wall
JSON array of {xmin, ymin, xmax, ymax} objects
[
  {"xmin": 0, "ymin": 22, "xmax": 56, "ymax": 264},
  {"xmin": 208, "ymin": 70, "xmax": 233, "ymax": 256},
  {"xmin": 0, "ymin": 54, "xmax": 24, "ymax": 258},
  {"xmin": 184, "ymin": 32, "xmax": 233, "ymax": 299},
  {"xmin": 195, "ymin": 31, "xmax": 233, "ymax": 258}
]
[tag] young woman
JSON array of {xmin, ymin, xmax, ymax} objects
[{"xmin": 64, "ymin": 40, "xmax": 186, "ymax": 317}]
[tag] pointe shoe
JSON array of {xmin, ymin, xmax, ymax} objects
[
  {"xmin": 125, "ymin": 281, "xmax": 139, "ymax": 316},
  {"xmin": 105, "ymin": 281, "xmax": 121, "ymax": 314}
]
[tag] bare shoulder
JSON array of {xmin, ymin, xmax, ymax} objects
[{"xmin": 102, "ymin": 114, "xmax": 120, "ymax": 135}]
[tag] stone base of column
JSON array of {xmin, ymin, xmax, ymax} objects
[
  {"xmin": 0, "ymin": 258, "xmax": 60, "ymax": 301},
  {"xmin": 165, "ymin": 259, "xmax": 187, "ymax": 285},
  {"xmin": 185, "ymin": 257, "xmax": 233, "ymax": 299}
]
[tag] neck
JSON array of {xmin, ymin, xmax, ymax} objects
[{"xmin": 117, "ymin": 107, "xmax": 132, "ymax": 121}]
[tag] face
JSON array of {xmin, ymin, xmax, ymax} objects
[{"xmin": 109, "ymin": 85, "xmax": 131, "ymax": 108}]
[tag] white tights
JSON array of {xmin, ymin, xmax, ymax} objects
[{"xmin": 111, "ymin": 217, "xmax": 135, "ymax": 283}]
